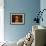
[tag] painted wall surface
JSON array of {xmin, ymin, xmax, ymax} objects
[
  {"xmin": 4, "ymin": 0, "xmax": 40, "ymax": 42},
  {"xmin": 0, "ymin": 0, "xmax": 4, "ymax": 42},
  {"xmin": 40, "ymin": 0, "xmax": 46, "ymax": 27}
]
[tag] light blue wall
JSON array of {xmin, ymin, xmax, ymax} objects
[
  {"xmin": 40, "ymin": 0, "xmax": 46, "ymax": 27},
  {"xmin": 4, "ymin": 0, "xmax": 40, "ymax": 42}
]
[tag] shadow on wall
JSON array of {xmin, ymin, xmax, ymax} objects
[{"xmin": 34, "ymin": 9, "xmax": 46, "ymax": 24}]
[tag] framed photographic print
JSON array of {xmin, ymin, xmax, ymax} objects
[{"xmin": 10, "ymin": 13, "xmax": 25, "ymax": 25}]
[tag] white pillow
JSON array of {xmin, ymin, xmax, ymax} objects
[{"xmin": 17, "ymin": 37, "xmax": 25, "ymax": 46}]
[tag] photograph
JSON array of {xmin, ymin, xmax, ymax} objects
[{"xmin": 10, "ymin": 13, "xmax": 25, "ymax": 24}]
